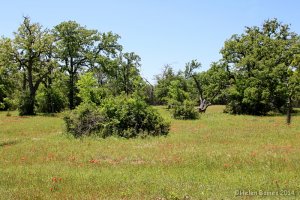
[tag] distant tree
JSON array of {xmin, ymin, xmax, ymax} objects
[
  {"xmin": 221, "ymin": 19, "xmax": 300, "ymax": 119},
  {"xmin": 0, "ymin": 37, "xmax": 19, "ymax": 110},
  {"xmin": 184, "ymin": 60, "xmax": 228, "ymax": 113},
  {"xmin": 36, "ymin": 70, "xmax": 68, "ymax": 113},
  {"xmin": 286, "ymin": 39, "xmax": 300, "ymax": 123},
  {"xmin": 154, "ymin": 65, "xmax": 178, "ymax": 104},
  {"xmin": 163, "ymin": 73, "xmax": 199, "ymax": 119},
  {"xmin": 166, "ymin": 79, "xmax": 189, "ymax": 106},
  {"xmin": 117, "ymin": 52, "xmax": 142, "ymax": 95},
  {"xmin": 53, "ymin": 21, "xmax": 99, "ymax": 109},
  {"xmin": 53, "ymin": 21, "xmax": 122, "ymax": 109},
  {"xmin": 143, "ymin": 78, "xmax": 155, "ymax": 105},
  {"xmin": 76, "ymin": 72, "xmax": 108, "ymax": 105},
  {"xmin": 8, "ymin": 17, "xmax": 55, "ymax": 115}
]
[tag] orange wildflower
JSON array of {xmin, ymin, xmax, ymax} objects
[
  {"xmin": 89, "ymin": 159, "xmax": 99, "ymax": 164},
  {"xmin": 223, "ymin": 163, "xmax": 231, "ymax": 168}
]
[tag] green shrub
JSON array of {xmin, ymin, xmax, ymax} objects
[
  {"xmin": 64, "ymin": 95, "xmax": 170, "ymax": 138},
  {"xmin": 0, "ymin": 96, "xmax": 18, "ymax": 111},
  {"xmin": 223, "ymin": 86, "xmax": 272, "ymax": 115},
  {"xmin": 172, "ymin": 100, "xmax": 199, "ymax": 120},
  {"xmin": 76, "ymin": 72, "xmax": 108, "ymax": 105},
  {"xmin": 103, "ymin": 96, "xmax": 170, "ymax": 137},
  {"xmin": 64, "ymin": 103, "xmax": 105, "ymax": 138},
  {"xmin": 36, "ymin": 86, "xmax": 66, "ymax": 113}
]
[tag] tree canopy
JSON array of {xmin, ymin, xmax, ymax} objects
[
  {"xmin": 0, "ymin": 17, "xmax": 299, "ymax": 124},
  {"xmin": 221, "ymin": 19, "xmax": 300, "ymax": 117}
]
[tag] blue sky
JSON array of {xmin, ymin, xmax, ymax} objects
[{"xmin": 1, "ymin": 0, "xmax": 300, "ymax": 83}]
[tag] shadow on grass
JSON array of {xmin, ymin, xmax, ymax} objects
[
  {"xmin": 36, "ymin": 112, "xmax": 64, "ymax": 118},
  {"xmin": 267, "ymin": 108, "xmax": 300, "ymax": 117},
  {"xmin": 0, "ymin": 140, "xmax": 19, "ymax": 147},
  {"xmin": 37, "ymin": 113, "xmax": 57, "ymax": 117}
]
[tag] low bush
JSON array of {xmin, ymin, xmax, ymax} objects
[
  {"xmin": 172, "ymin": 100, "xmax": 199, "ymax": 120},
  {"xmin": 64, "ymin": 95, "xmax": 170, "ymax": 138},
  {"xmin": 64, "ymin": 103, "xmax": 105, "ymax": 137}
]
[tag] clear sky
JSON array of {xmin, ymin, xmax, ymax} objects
[{"xmin": 1, "ymin": 0, "xmax": 300, "ymax": 83}]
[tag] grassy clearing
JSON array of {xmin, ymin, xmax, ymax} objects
[{"xmin": 0, "ymin": 106, "xmax": 300, "ymax": 199}]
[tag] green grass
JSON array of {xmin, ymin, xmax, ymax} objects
[{"xmin": 0, "ymin": 106, "xmax": 300, "ymax": 199}]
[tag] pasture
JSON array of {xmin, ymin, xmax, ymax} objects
[{"xmin": 0, "ymin": 106, "xmax": 299, "ymax": 199}]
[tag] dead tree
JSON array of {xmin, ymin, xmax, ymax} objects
[{"xmin": 198, "ymin": 98, "xmax": 211, "ymax": 113}]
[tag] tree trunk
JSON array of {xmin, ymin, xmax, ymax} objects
[
  {"xmin": 68, "ymin": 58, "xmax": 75, "ymax": 109},
  {"xmin": 198, "ymin": 98, "xmax": 211, "ymax": 113},
  {"xmin": 27, "ymin": 92, "xmax": 36, "ymax": 115},
  {"xmin": 69, "ymin": 72, "xmax": 75, "ymax": 109},
  {"xmin": 286, "ymin": 96, "xmax": 292, "ymax": 125},
  {"xmin": 22, "ymin": 73, "xmax": 27, "ymax": 91},
  {"xmin": 26, "ymin": 65, "xmax": 36, "ymax": 115},
  {"xmin": 47, "ymin": 69, "xmax": 54, "ymax": 113}
]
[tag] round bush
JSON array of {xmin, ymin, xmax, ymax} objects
[
  {"xmin": 64, "ymin": 103, "xmax": 105, "ymax": 137},
  {"xmin": 64, "ymin": 96, "xmax": 170, "ymax": 138},
  {"xmin": 172, "ymin": 100, "xmax": 199, "ymax": 120}
]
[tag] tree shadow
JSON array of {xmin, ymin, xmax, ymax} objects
[{"xmin": 0, "ymin": 140, "xmax": 19, "ymax": 147}]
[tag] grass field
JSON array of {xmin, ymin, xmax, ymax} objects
[{"xmin": 0, "ymin": 106, "xmax": 300, "ymax": 199}]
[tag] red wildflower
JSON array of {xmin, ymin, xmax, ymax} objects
[
  {"xmin": 223, "ymin": 163, "xmax": 231, "ymax": 168},
  {"xmin": 89, "ymin": 159, "xmax": 99, "ymax": 163},
  {"xmin": 250, "ymin": 151, "xmax": 257, "ymax": 157}
]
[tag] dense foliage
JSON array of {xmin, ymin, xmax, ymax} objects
[
  {"xmin": 0, "ymin": 38, "xmax": 19, "ymax": 110},
  {"xmin": 0, "ymin": 17, "xmax": 299, "ymax": 126},
  {"xmin": 36, "ymin": 86, "xmax": 66, "ymax": 113},
  {"xmin": 154, "ymin": 65, "xmax": 178, "ymax": 105},
  {"xmin": 184, "ymin": 60, "xmax": 228, "ymax": 112},
  {"xmin": 64, "ymin": 95, "xmax": 170, "ymax": 138},
  {"xmin": 154, "ymin": 61, "xmax": 227, "ymax": 119},
  {"xmin": 221, "ymin": 19, "xmax": 300, "ymax": 115},
  {"xmin": 172, "ymin": 100, "xmax": 199, "ymax": 120},
  {"xmin": 64, "ymin": 72, "xmax": 169, "ymax": 138},
  {"xmin": 165, "ymin": 79, "xmax": 199, "ymax": 119}
]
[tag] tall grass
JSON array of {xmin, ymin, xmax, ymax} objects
[{"xmin": 0, "ymin": 106, "xmax": 299, "ymax": 199}]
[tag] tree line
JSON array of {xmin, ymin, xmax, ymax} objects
[
  {"xmin": 0, "ymin": 17, "xmax": 299, "ymax": 125},
  {"xmin": 153, "ymin": 19, "xmax": 300, "ymax": 123},
  {"xmin": 0, "ymin": 17, "xmax": 148, "ymax": 115}
]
